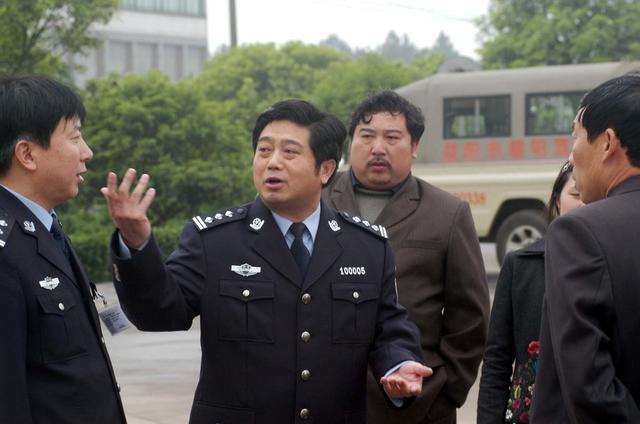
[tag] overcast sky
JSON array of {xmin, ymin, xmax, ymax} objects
[{"xmin": 207, "ymin": 0, "xmax": 491, "ymax": 59}]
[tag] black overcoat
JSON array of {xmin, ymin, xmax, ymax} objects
[{"xmin": 477, "ymin": 239, "xmax": 545, "ymax": 423}]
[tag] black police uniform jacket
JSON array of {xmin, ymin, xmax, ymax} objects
[
  {"xmin": 0, "ymin": 186, "xmax": 126, "ymax": 424},
  {"xmin": 111, "ymin": 198, "xmax": 423, "ymax": 424}
]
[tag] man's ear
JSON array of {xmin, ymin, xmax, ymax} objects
[
  {"xmin": 13, "ymin": 140, "xmax": 38, "ymax": 171},
  {"xmin": 411, "ymin": 139, "xmax": 421, "ymax": 159},
  {"xmin": 601, "ymin": 128, "xmax": 621, "ymax": 162},
  {"xmin": 319, "ymin": 159, "xmax": 337, "ymax": 185}
]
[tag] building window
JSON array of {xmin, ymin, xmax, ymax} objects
[
  {"xmin": 444, "ymin": 96, "xmax": 510, "ymax": 139},
  {"xmin": 162, "ymin": 44, "xmax": 183, "ymax": 80},
  {"xmin": 107, "ymin": 41, "xmax": 132, "ymax": 74},
  {"xmin": 134, "ymin": 42, "xmax": 159, "ymax": 73},
  {"xmin": 184, "ymin": 46, "xmax": 207, "ymax": 76},
  {"xmin": 121, "ymin": 0, "xmax": 205, "ymax": 17},
  {"xmin": 526, "ymin": 92, "xmax": 584, "ymax": 136}
]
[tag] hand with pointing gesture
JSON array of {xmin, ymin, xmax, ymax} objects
[{"xmin": 100, "ymin": 168, "xmax": 156, "ymax": 249}]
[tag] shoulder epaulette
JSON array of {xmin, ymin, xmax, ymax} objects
[
  {"xmin": 338, "ymin": 211, "xmax": 388, "ymax": 239},
  {"xmin": 0, "ymin": 209, "xmax": 16, "ymax": 248},
  {"xmin": 192, "ymin": 207, "xmax": 247, "ymax": 231}
]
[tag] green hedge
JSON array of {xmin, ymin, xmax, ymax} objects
[{"xmin": 70, "ymin": 220, "xmax": 186, "ymax": 283}]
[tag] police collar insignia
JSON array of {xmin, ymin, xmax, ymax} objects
[
  {"xmin": 250, "ymin": 218, "xmax": 264, "ymax": 231},
  {"xmin": 231, "ymin": 263, "xmax": 261, "ymax": 277},
  {"xmin": 23, "ymin": 220, "xmax": 35, "ymax": 232},
  {"xmin": 328, "ymin": 220, "xmax": 341, "ymax": 232},
  {"xmin": 39, "ymin": 276, "xmax": 60, "ymax": 290}
]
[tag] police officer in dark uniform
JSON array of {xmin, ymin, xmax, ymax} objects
[
  {"xmin": 0, "ymin": 76, "xmax": 126, "ymax": 423},
  {"xmin": 102, "ymin": 99, "xmax": 431, "ymax": 424}
]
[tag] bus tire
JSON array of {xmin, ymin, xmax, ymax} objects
[{"xmin": 496, "ymin": 210, "xmax": 547, "ymax": 265}]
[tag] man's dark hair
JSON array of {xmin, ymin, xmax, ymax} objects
[
  {"xmin": 579, "ymin": 73, "xmax": 640, "ymax": 167},
  {"xmin": 252, "ymin": 99, "xmax": 346, "ymax": 180},
  {"xmin": 0, "ymin": 75, "xmax": 86, "ymax": 176},
  {"xmin": 348, "ymin": 90, "xmax": 425, "ymax": 142}
]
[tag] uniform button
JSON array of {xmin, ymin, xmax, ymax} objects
[
  {"xmin": 301, "ymin": 293, "xmax": 311, "ymax": 304},
  {"xmin": 352, "ymin": 291, "xmax": 360, "ymax": 299},
  {"xmin": 300, "ymin": 369, "xmax": 311, "ymax": 381},
  {"xmin": 242, "ymin": 289, "xmax": 250, "ymax": 297},
  {"xmin": 301, "ymin": 331, "xmax": 311, "ymax": 342},
  {"xmin": 58, "ymin": 302, "xmax": 65, "ymax": 311},
  {"xmin": 300, "ymin": 408, "xmax": 310, "ymax": 419}
]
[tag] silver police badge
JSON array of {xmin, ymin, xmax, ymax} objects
[
  {"xmin": 231, "ymin": 263, "xmax": 261, "ymax": 277},
  {"xmin": 23, "ymin": 220, "xmax": 35, "ymax": 232},
  {"xmin": 250, "ymin": 218, "xmax": 264, "ymax": 230},
  {"xmin": 328, "ymin": 220, "xmax": 341, "ymax": 232},
  {"xmin": 39, "ymin": 276, "xmax": 60, "ymax": 290}
]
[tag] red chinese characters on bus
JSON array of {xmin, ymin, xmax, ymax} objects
[
  {"xmin": 443, "ymin": 142, "xmax": 458, "ymax": 162},
  {"xmin": 508, "ymin": 140, "xmax": 525, "ymax": 160},
  {"xmin": 440, "ymin": 137, "xmax": 571, "ymax": 162},
  {"xmin": 487, "ymin": 141, "xmax": 502, "ymax": 161},
  {"xmin": 464, "ymin": 142, "xmax": 480, "ymax": 161},
  {"xmin": 554, "ymin": 138, "xmax": 571, "ymax": 158},
  {"xmin": 531, "ymin": 138, "xmax": 548, "ymax": 159}
]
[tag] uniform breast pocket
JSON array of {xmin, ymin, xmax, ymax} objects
[
  {"xmin": 37, "ymin": 289, "xmax": 87, "ymax": 363},
  {"xmin": 218, "ymin": 280, "xmax": 275, "ymax": 343},
  {"xmin": 331, "ymin": 282, "xmax": 380, "ymax": 343}
]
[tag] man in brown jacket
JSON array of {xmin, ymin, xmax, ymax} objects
[{"xmin": 323, "ymin": 90, "xmax": 490, "ymax": 424}]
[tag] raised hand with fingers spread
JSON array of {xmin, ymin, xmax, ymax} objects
[{"xmin": 100, "ymin": 168, "xmax": 156, "ymax": 249}]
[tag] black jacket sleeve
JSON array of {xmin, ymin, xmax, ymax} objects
[{"xmin": 477, "ymin": 251, "xmax": 516, "ymax": 424}]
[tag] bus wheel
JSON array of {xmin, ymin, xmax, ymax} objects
[{"xmin": 496, "ymin": 210, "xmax": 547, "ymax": 264}]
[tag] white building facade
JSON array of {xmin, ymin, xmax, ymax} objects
[{"xmin": 72, "ymin": 0, "xmax": 208, "ymax": 86}]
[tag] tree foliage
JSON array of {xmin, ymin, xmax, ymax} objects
[
  {"xmin": 58, "ymin": 42, "xmax": 443, "ymax": 280},
  {"xmin": 0, "ymin": 0, "xmax": 119, "ymax": 79},
  {"xmin": 64, "ymin": 71, "xmax": 256, "ymax": 229},
  {"xmin": 478, "ymin": 0, "xmax": 640, "ymax": 69},
  {"xmin": 311, "ymin": 53, "xmax": 443, "ymax": 124}
]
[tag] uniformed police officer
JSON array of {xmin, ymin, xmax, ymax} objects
[
  {"xmin": 101, "ymin": 99, "xmax": 431, "ymax": 423},
  {"xmin": 0, "ymin": 76, "xmax": 126, "ymax": 423}
]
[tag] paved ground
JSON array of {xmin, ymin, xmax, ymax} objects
[{"xmin": 101, "ymin": 243, "xmax": 500, "ymax": 423}]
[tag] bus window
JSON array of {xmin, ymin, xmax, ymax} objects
[
  {"xmin": 444, "ymin": 95, "xmax": 510, "ymax": 139},
  {"xmin": 526, "ymin": 92, "xmax": 584, "ymax": 135}
]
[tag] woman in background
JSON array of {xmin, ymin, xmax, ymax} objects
[{"xmin": 477, "ymin": 161, "xmax": 582, "ymax": 423}]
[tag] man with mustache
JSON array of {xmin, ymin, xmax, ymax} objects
[
  {"xmin": 0, "ymin": 75, "xmax": 126, "ymax": 423},
  {"xmin": 324, "ymin": 90, "xmax": 489, "ymax": 424},
  {"xmin": 102, "ymin": 99, "xmax": 432, "ymax": 423}
]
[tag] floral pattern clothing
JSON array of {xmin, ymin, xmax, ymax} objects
[{"xmin": 505, "ymin": 341, "xmax": 539, "ymax": 423}]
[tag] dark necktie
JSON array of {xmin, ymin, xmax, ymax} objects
[
  {"xmin": 289, "ymin": 222, "xmax": 310, "ymax": 277},
  {"xmin": 50, "ymin": 215, "xmax": 70, "ymax": 260}
]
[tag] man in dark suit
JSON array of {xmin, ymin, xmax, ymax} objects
[
  {"xmin": 531, "ymin": 74, "xmax": 640, "ymax": 423},
  {"xmin": 0, "ymin": 76, "xmax": 126, "ymax": 423},
  {"xmin": 323, "ymin": 91, "xmax": 489, "ymax": 424},
  {"xmin": 101, "ymin": 99, "xmax": 432, "ymax": 423}
]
